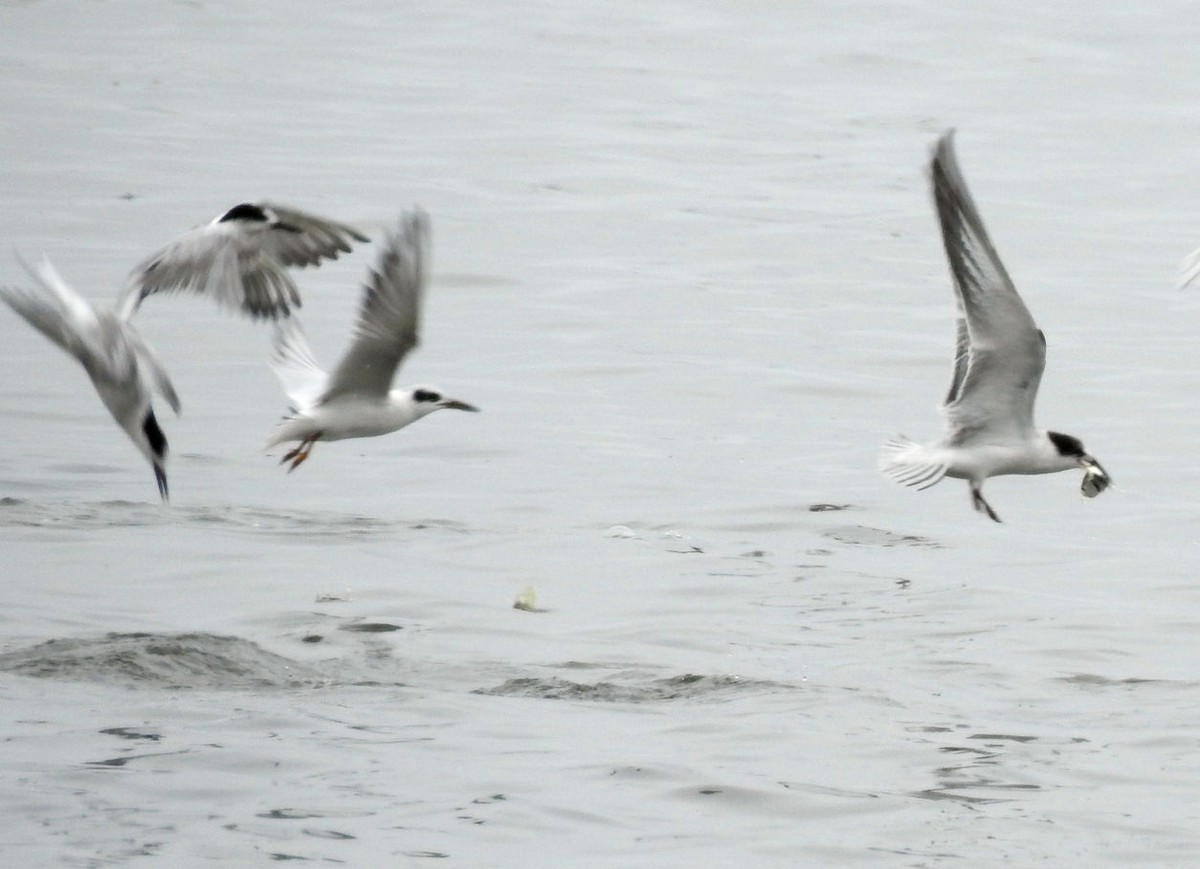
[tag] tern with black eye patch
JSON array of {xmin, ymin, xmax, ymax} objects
[
  {"xmin": 265, "ymin": 210, "xmax": 478, "ymax": 472},
  {"xmin": 1, "ymin": 255, "xmax": 180, "ymax": 500},
  {"xmin": 879, "ymin": 130, "xmax": 1110, "ymax": 522}
]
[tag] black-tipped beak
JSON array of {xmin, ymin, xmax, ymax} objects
[
  {"xmin": 1079, "ymin": 456, "xmax": 1110, "ymax": 498},
  {"xmin": 439, "ymin": 399, "xmax": 479, "ymax": 412},
  {"xmin": 273, "ymin": 221, "xmax": 303, "ymax": 234},
  {"xmin": 154, "ymin": 464, "xmax": 169, "ymax": 502}
]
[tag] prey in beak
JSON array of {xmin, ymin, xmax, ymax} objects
[{"xmin": 1079, "ymin": 456, "xmax": 1111, "ymax": 499}]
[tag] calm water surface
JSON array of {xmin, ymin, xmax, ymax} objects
[{"xmin": 1, "ymin": 1, "xmax": 1199, "ymax": 865}]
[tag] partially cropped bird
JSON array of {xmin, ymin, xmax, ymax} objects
[
  {"xmin": 117, "ymin": 202, "xmax": 368, "ymax": 321},
  {"xmin": 264, "ymin": 210, "xmax": 478, "ymax": 471},
  {"xmin": 879, "ymin": 130, "xmax": 1110, "ymax": 522},
  {"xmin": 1, "ymin": 255, "xmax": 181, "ymax": 500}
]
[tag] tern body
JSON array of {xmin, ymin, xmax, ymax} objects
[
  {"xmin": 266, "ymin": 390, "xmax": 444, "ymax": 446},
  {"xmin": 880, "ymin": 131, "xmax": 1109, "ymax": 522},
  {"xmin": 119, "ymin": 202, "xmax": 368, "ymax": 320},
  {"xmin": 265, "ymin": 210, "xmax": 477, "ymax": 471},
  {"xmin": 1, "ymin": 255, "xmax": 180, "ymax": 499}
]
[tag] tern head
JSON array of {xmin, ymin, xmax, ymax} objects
[
  {"xmin": 132, "ymin": 409, "xmax": 169, "ymax": 501},
  {"xmin": 1048, "ymin": 430, "xmax": 1110, "ymax": 497},
  {"xmin": 218, "ymin": 203, "xmax": 302, "ymax": 234},
  {"xmin": 412, "ymin": 387, "xmax": 479, "ymax": 417}
]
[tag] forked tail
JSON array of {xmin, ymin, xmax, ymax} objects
[{"xmin": 879, "ymin": 436, "xmax": 948, "ymax": 490}]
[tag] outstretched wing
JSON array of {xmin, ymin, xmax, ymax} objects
[
  {"xmin": 118, "ymin": 223, "xmax": 299, "ymax": 320},
  {"xmin": 125, "ymin": 327, "xmax": 182, "ymax": 415},
  {"xmin": 259, "ymin": 203, "xmax": 370, "ymax": 268},
  {"xmin": 117, "ymin": 202, "xmax": 367, "ymax": 321},
  {"xmin": 931, "ymin": 131, "xmax": 1046, "ymax": 444},
  {"xmin": 270, "ymin": 318, "xmax": 329, "ymax": 413},
  {"xmin": 3, "ymin": 254, "xmax": 103, "ymax": 363},
  {"xmin": 320, "ymin": 211, "xmax": 429, "ymax": 403}
]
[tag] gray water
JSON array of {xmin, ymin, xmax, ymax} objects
[{"xmin": 2, "ymin": 1, "xmax": 1199, "ymax": 865}]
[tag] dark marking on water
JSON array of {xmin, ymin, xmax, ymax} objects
[
  {"xmin": 339, "ymin": 623, "xmax": 402, "ymax": 633},
  {"xmin": 1058, "ymin": 673, "xmax": 1166, "ymax": 687},
  {"xmin": 86, "ymin": 749, "xmax": 189, "ymax": 767},
  {"xmin": 301, "ymin": 635, "xmax": 323, "ymax": 644},
  {"xmin": 100, "ymin": 726, "xmax": 161, "ymax": 741},
  {"xmin": 475, "ymin": 672, "xmax": 782, "ymax": 703},
  {"xmin": 808, "ymin": 503, "xmax": 851, "ymax": 512},
  {"xmin": 260, "ymin": 809, "xmax": 324, "ymax": 820},
  {"xmin": 821, "ymin": 526, "xmax": 940, "ymax": 548},
  {"xmin": 911, "ymin": 787, "xmax": 1001, "ymax": 805},
  {"xmin": 967, "ymin": 733, "xmax": 1036, "ymax": 744}
]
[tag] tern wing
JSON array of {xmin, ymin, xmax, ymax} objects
[
  {"xmin": 1180, "ymin": 245, "xmax": 1200, "ymax": 289},
  {"xmin": 125, "ymin": 327, "xmax": 182, "ymax": 415},
  {"xmin": 270, "ymin": 318, "xmax": 329, "ymax": 413},
  {"xmin": 4, "ymin": 256, "xmax": 146, "ymax": 414},
  {"xmin": 259, "ymin": 203, "xmax": 370, "ymax": 268},
  {"xmin": 320, "ymin": 211, "xmax": 429, "ymax": 404},
  {"xmin": 3, "ymin": 254, "xmax": 104, "ymax": 363},
  {"xmin": 119, "ymin": 223, "xmax": 299, "ymax": 320},
  {"xmin": 931, "ymin": 131, "xmax": 1046, "ymax": 444}
]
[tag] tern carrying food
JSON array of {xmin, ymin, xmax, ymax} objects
[{"xmin": 880, "ymin": 130, "xmax": 1110, "ymax": 522}]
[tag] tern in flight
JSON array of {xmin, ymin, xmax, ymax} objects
[
  {"xmin": 880, "ymin": 130, "xmax": 1110, "ymax": 522},
  {"xmin": 118, "ymin": 202, "xmax": 368, "ymax": 321},
  {"xmin": 264, "ymin": 210, "xmax": 478, "ymax": 471},
  {"xmin": 1, "ymin": 255, "xmax": 180, "ymax": 500}
]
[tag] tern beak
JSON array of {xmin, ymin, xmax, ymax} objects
[
  {"xmin": 439, "ymin": 398, "xmax": 479, "ymax": 412},
  {"xmin": 153, "ymin": 463, "xmax": 169, "ymax": 502}
]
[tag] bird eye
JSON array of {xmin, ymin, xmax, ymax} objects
[{"xmin": 414, "ymin": 389, "xmax": 441, "ymax": 403}]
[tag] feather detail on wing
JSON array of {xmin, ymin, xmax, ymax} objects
[
  {"xmin": 879, "ymin": 436, "xmax": 949, "ymax": 490},
  {"xmin": 3, "ymin": 255, "xmax": 103, "ymax": 363},
  {"xmin": 930, "ymin": 130, "xmax": 1046, "ymax": 444},
  {"xmin": 270, "ymin": 319, "xmax": 329, "ymax": 414},
  {"xmin": 118, "ymin": 202, "xmax": 367, "ymax": 321},
  {"xmin": 320, "ymin": 210, "xmax": 429, "ymax": 403},
  {"xmin": 1179, "ymin": 245, "xmax": 1200, "ymax": 290},
  {"xmin": 118, "ymin": 229, "xmax": 298, "ymax": 320},
  {"xmin": 125, "ymin": 328, "xmax": 182, "ymax": 415},
  {"xmin": 259, "ymin": 203, "xmax": 370, "ymax": 268}
]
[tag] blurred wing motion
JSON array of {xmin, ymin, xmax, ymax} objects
[{"xmin": 118, "ymin": 202, "xmax": 369, "ymax": 320}]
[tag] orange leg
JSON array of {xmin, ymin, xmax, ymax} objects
[{"xmin": 281, "ymin": 434, "xmax": 320, "ymax": 472}]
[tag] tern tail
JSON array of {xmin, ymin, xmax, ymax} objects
[{"xmin": 879, "ymin": 436, "xmax": 949, "ymax": 490}]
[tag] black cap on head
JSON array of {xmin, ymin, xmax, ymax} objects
[
  {"xmin": 413, "ymin": 389, "xmax": 442, "ymax": 403},
  {"xmin": 218, "ymin": 203, "xmax": 270, "ymax": 223},
  {"xmin": 1048, "ymin": 430, "xmax": 1086, "ymax": 458},
  {"xmin": 143, "ymin": 411, "xmax": 168, "ymax": 460}
]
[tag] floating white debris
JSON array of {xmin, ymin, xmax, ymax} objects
[{"xmin": 604, "ymin": 525, "xmax": 637, "ymax": 539}]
